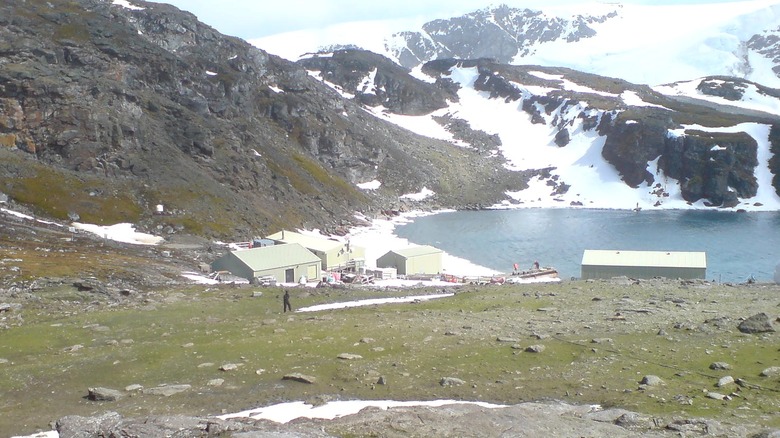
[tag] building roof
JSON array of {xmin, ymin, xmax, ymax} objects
[
  {"xmin": 266, "ymin": 230, "xmax": 345, "ymax": 252},
  {"xmin": 388, "ymin": 245, "xmax": 443, "ymax": 258},
  {"xmin": 232, "ymin": 243, "xmax": 321, "ymax": 271},
  {"xmin": 581, "ymin": 250, "xmax": 707, "ymax": 269}
]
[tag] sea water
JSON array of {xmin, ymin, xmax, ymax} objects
[{"xmin": 394, "ymin": 209, "xmax": 780, "ymax": 283}]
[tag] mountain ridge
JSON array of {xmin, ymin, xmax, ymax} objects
[{"xmin": 2, "ymin": 0, "xmax": 780, "ymax": 245}]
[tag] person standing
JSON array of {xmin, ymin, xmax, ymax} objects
[{"xmin": 283, "ymin": 290, "xmax": 292, "ymax": 312}]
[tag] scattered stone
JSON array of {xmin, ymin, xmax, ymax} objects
[
  {"xmin": 262, "ymin": 319, "xmax": 277, "ymax": 325},
  {"xmin": 142, "ymin": 384, "xmax": 191, "ymax": 396},
  {"xmin": 717, "ymin": 376, "xmax": 735, "ymax": 387},
  {"xmin": 283, "ymin": 373, "xmax": 316, "ymax": 384},
  {"xmin": 444, "ymin": 330, "xmax": 460, "ymax": 336},
  {"xmin": 613, "ymin": 412, "xmax": 652, "ymax": 430},
  {"xmin": 251, "ymin": 291, "xmax": 263, "ymax": 298},
  {"xmin": 124, "ymin": 384, "xmax": 143, "ymax": 392},
  {"xmin": 439, "ymin": 377, "xmax": 465, "ymax": 387},
  {"xmin": 657, "ymin": 328, "xmax": 667, "ymax": 336},
  {"xmin": 371, "ymin": 347, "xmax": 385, "ymax": 352},
  {"xmin": 591, "ymin": 338, "xmax": 613, "ymax": 344},
  {"xmin": 531, "ymin": 333, "xmax": 549, "ymax": 340},
  {"xmin": 377, "ymin": 376, "xmax": 387, "ymax": 385},
  {"xmin": 198, "ymin": 362, "xmax": 215, "ymax": 368},
  {"xmin": 706, "ymin": 392, "xmax": 729, "ymax": 400},
  {"xmin": 337, "ymin": 353, "xmax": 363, "ymax": 360},
  {"xmin": 255, "ymin": 369, "xmax": 266, "ymax": 375},
  {"xmin": 709, "ymin": 362, "xmax": 730, "ymax": 370},
  {"xmin": 0, "ymin": 303, "xmax": 21, "ymax": 312},
  {"xmin": 306, "ymin": 395, "xmax": 333, "ymax": 407},
  {"xmin": 738, "ymin": 313, "xmax": 775, "ymax": 334},
  {"xmin": 220, "ymin": 363, "xmax": 239, "ymax": 371},
  {"xmin": 273, "ymin": 328, "xmax": 286, "ymax": 334},
  {"xmin": 496, "ymin": 337, "xmax": 519, "ymax": 343},
  {"xmin": 0, "ymin": 358, "xmax": 8, "ymax": 364},
  {"xmin": 181, "ymin": 342, "xmax": 194, "ymax": 348},
  {"xmin": 760, "ymin": 366, "xmax": 780, "ymax": 377},
  {"xmin": 64, "ymin": 344, "xmax": 84, "ymax": 353},
  {"xmin": 359, "ymin": 337, "xmax": 375, "ymax": 343},
  {"xmin": 88, "ymin": 387, "xmax": 124, "ymax": 402},
  {"xmin": 640, "ymin": 375, "xmax": 663, "ymax": 386},
  {"xmin": 525, "ymin": 345, "xmax": 545, "ymax": 353},
  {"xmin": 207, "ymin": 379, "xmax": 224, "ymax": 387},
  {"xmin": 537, "ymin": 307, "xmax": 557, "ymax": 312}
]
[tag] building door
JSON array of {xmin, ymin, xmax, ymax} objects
[{"xmin": 285, "ymin": 268, "xmax": 294, "ymax": 283}]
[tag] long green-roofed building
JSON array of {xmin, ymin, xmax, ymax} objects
[
  {"xmin": 211, "ymin": 243, "xmax": 321, "ymax": 284},
  {"xmin": 581, "ymin": 250, "xmax": 707, "ymax": 280},
  {"xmin": 266, "ymin": 230, "xmax": 365, "ymax": 271}
]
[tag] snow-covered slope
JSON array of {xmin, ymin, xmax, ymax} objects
[
  {"xmin": 302, "ymin": 52, "xmax": 780, "ymax": 211},
  {"xmin": 253, "ymin": 2, "xmax": 780, "ymax": 212},
  {"xmin": 252, "ymin": 1, "xmax": 780, "ymax": 88}
]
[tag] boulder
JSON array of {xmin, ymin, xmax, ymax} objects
[
  {"xmin": 87, "ymin": 387, "xmax": 124, "ymax": 402},
  {"xmin": 283, "ymin": 373, "xmax": 317, "ymax": 384},
  {"xmin": 142, "ymin": 384, "xmax": 191, "ymax": 397},
  {"xmin": 738, "ymin": 313, "xmax": 775, "ymax": 334},
  {"xmin": 640, "ymin": 375, "xmax": 664, "ymax": 386},
  {"xmin": 439, "ymin": 377, "xmax": 465, "ymax": 387}
]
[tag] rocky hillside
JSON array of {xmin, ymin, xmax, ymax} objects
[
  {"xmin": 0, "ymin": 0, "xmax": 526, "ymax": 239},
  {"xmin": 3, "ymin": 0, "xmax": 780, "ymax": 243}
]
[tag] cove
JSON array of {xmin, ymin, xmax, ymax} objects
[{"xmin": 394, "ymin": 209, "xmax": 780, "ymax": 283}]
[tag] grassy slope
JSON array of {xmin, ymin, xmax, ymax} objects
[{"xmin": 1, "ymin": 279, "xmax": 779, "ymax": 437}]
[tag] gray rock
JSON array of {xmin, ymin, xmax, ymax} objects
[
  {"xmin": 706, "ymin": 392, "xmax": 729, "ymax": 400},
  {"xmin": 717, "ymin": 376, "xmax": 735, "ymax": 387},
  {"xmin": 439, "ymin": 377, "xmax": 465, "ymax": 387},
  {"xmin": 142, "ymin": 384, "xmax": 191, "ymax": 397},
  {"xmin": 337, "ymin": 353, "xmax": 363, "ymax": 360},
  {"xmin": 88, "ymin": 387, "xmax": 124, "ymax": 402},
  {"xmin": 220, "ymin": 363, "xmax": 239, "ymax": 371},
  {"xmin": 56, "ymin": 411, "xmax": 123, "ymax": 437},
  {"xmin": 377, "ymin": 376, "xmax": 387, "ymax": 385},
  {"xmin": 760, "ymin": 366, "xmax": 780, "ymax": 377},
  {"xmin": 283, "ymin": 373, "xmax": 317, "ymax": 384},
  {"xmin": 207, "ymin": 379, "xmax": 224, "ymax": 387},
  {"xmin": 525, "ymin": 344, "xmax": 546, "ymax": 353},
  {"xmin": 709, "ymin": 362, "xmax": 730, "ymax": 370},
  {"xmin": 640, "ymin": 375, "xmax": 663, "ymax": 386},
  {"xmin": 496, "ymin": 337, "xmax": 519, "ymax": 343},
  {"xmin": 738, "ymin": 313, "xmax": 775, "ymax": 334}
]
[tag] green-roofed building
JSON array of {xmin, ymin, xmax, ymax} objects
[
  {"xmin": 581, "ymin": 250, "xmax": 706, "ymax": 280},
  {"xmin": 211, "ymin": 243, "xmax": 321, "ymax": 284},
  {"xmin": 376, "ymin": 245, "xmax": 443, "ymax": 276},
  {"xmin": 266, "ymin": 230, "xmax": 365, "ymax": 271}
]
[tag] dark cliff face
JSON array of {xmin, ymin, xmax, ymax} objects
[
  {"xmin": 297, "ymin": 50, "xmax": 456, "ymax": 116},
  {"xmin": 0, "ymin": 0, "xmax": 526, "ymax": 238}
]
